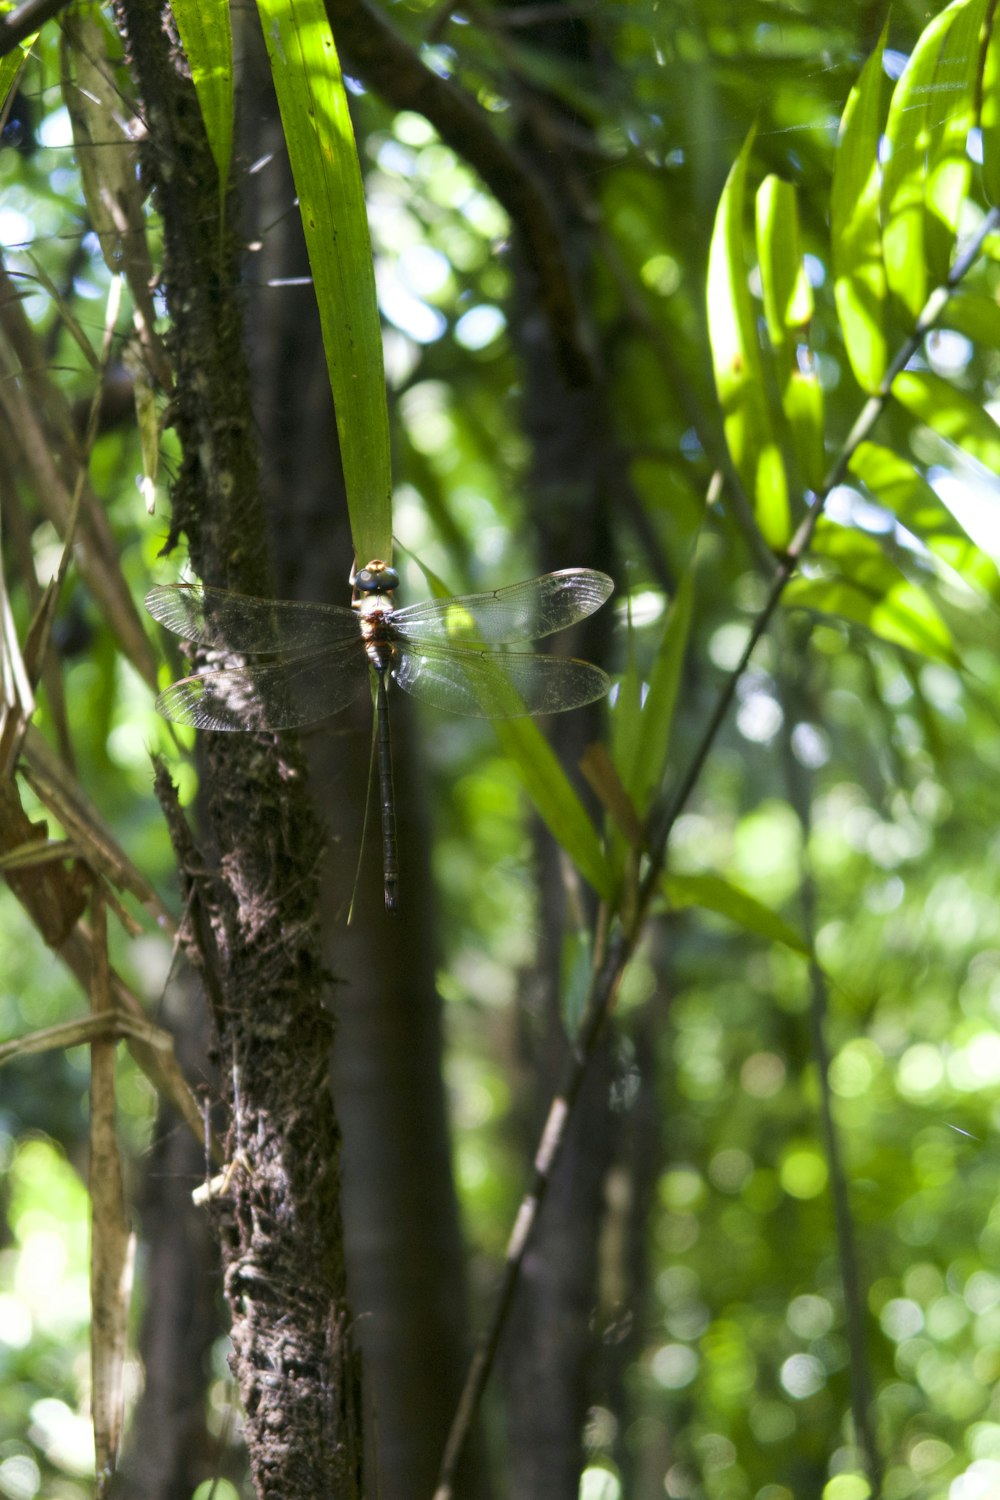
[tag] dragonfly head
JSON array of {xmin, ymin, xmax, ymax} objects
[{"xmin": 354, "ymin": 560, "xmax": 400, "ymax": 597}]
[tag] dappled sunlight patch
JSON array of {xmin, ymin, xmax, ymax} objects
[{"xmin": 779, "ymin": 1143, "xmax": 829, "ymax": 1199}]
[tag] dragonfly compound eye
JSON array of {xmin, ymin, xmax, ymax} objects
[{"xmin": 356, "ymin": 563, "xmax": 400, "ymax": 593}]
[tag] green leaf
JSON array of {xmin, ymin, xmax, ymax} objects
[
  {"xmin": 850, "ymin": 440, "xmax": 1000, "ymax": 602},
  {"xmin": 256, "ymin": 0, "xmax": 392, "ymax": 566},
  {"xmin": 707, "ymin": 127, "xmax": 791, "ymax": 549},
  {"xmin": 616, "ymin": 565, "xmax": 694, "ymax": 816},
  {"xmin": 170, "ymin": 0, "xmax": 234, "ymax": 191},
  {"xmin": 893, "ymin": 369, "xmax": 1000, "ymax": 473},
  {"xmin": 922, "ymin": 0, "xmax": 989, "ymax": 280},
  {"xmin": 982, "ymin": 7, "xmax": 1000, "ymax": 204},
  {"xmin": 755, "ymin": 177, "xmax": 825, "ymax": 491},
  {"xmin": 610, "ymin": 621, "xmax": 643, "ymax": 807},
  {"xmin": 663, "ymin": 872, "xmax": 811, "ymax": 957},
  {"xmin": 493, "ymin": 719, "xmax": 614, "ymax": 901},
  {"xmin": 939, "ymin": 288, "xmax": 1000, "ymax": 350},
  {"xmin": 785, "ymin": 522, "xmax": 957, "ymax": 663},
  {"xmin": 560, "ymin": 925, "xmax": 594, "ymax": 1035},
  {"xmin": 784, "ymin": 368, "xmax": 826, "ymax": 492},
  {"xmin": 756, "ymin": 176, "xmax": 812, "ymax": 349},
  {"xmin": 882, "ymin": 0, "xmax": 986, "ymax": 321},
  {"xmin": 852, "ymin": 448, "xmax": 1000, "ymax": 602},
  {"xmin": 831, "ymin": 23, "xmax": 889, "ymax": 393},
  {"xmin": 0, "ymin": 25, "xmax": 30, "ymax": 109}
]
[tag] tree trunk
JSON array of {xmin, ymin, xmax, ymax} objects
[{"xmin": 113, "ymin": 4, "xmax": 363, "ymax": 1494}]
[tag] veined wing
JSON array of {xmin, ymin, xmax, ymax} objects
[
  {"xmin": 145, "ymin": 583, "xmax": 362, "ymax": 654},
  {"xmin": 155, "ymin": 645, "xmax": 371, "ymax": 730},
  {"xmin": 392, "ymin": 643, "xmax": 610, "ymax": 718},
  {"xmin": 392, "ymin": 569, "xmax": 613, "ymax": 646}
]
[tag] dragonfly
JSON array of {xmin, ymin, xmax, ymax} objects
[{"xmin": 145, "ymin": 560, "xmax": 613, "ymax": 913}]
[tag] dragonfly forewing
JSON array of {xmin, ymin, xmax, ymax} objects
[
  {"xmin": 393, "ymin": 568, "xmax": 613, "ymax": 646},
  {"xmin": 392, "ymin": 643, "xmax": 610, "ymax": 718},
  {"xmin": 145, "ymin": 583, "xmax": 363, "ymax": 653},
  {"xmin": 155, "ymin": 645, "xmax": 373, "ymax": 730}
]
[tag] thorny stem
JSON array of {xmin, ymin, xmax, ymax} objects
[{"xmin": 432, "ymin": 203, "xmax": 1000, "ymax": 1500}]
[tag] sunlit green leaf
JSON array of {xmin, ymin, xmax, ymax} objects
[
  {"xmin": 170, "ymin": 0, "xmax": 234, "ymax": 191},
  {"xmin": 664, "ymin": 872, "xmax": 811, "ymax": 956},
  {"xmin": 707, "ymin": 127, "xmax": 791, "ymax": 548},
  {"xmin": 785, "ymin": 368, "xmax": 826, "ymax": 492},
  {"xmin": 922, "ymin": 0, "xmax": 989, "ymax": 281},
  {"xmin": 893, "ymin": 369, "xmax": 1000, "ymax": 473},
  {"xmin": 755, "ymin": 177, "xmax": 825, "ymax": 491},
  {"xmin": 616, "ymin": 566, "xmax": 694, "ymax": 817},
  {"xmin": 785, "ymin": 522, "xmax": 957, "ymax": 663},
  {"xmin": 756, "ymin": 176, "xmax": 812, "ymax": 348},
  {"xmin": 0, "ymin": 22, "xmax": 30, "ymax": 106},
  {"xmin": 939, "ymin": 288, "xmax": 1000, "ymax": 350},
  {"xmin": 831, "ymin": 23, "xmax": 889, "ymax": 392},
  {"xmin": 256, "ymin": 0, "xmax": 392, "ymax": 565},
  {"xmin": 850, "ymin": 440, "xmax": 1000, "ymax": 602},
  {"xmin": 882, "ymin": 0, "xmax": 985, "ymax": 322},
  {"xmin": 983, "ymin": 7, "xmax": 1000, "ymax": 204}
]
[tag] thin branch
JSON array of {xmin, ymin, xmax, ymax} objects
[
  {"xmin": 431, "ymin": 201, "xmax": 1000, "ymax": 1500},
  {"xmin": 0, "ymin": 0, "xmax": 71, "ymax": 55}
]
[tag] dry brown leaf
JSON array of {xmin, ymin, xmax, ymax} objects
[
  {"xmin": 89, "ymin": 890, "xmax": 134, "ymax": 1492},
  {"xmin": 579, "ymin": 741, "xmax": 648, "ymax": 850},
  {"xmin": 0, "ymin": 1009, "xmax": 172, "ymax": 1067},
  {"xmin": 61, "ymin": 11, "xmax": 170, "ymax": 390},
  {"xmin": 0, "ymin": 259, "xmax": 158, "ymax": 687},
  {"xmin": 20, "ymin": 725, "xmax": 169, "ymax": 923}
]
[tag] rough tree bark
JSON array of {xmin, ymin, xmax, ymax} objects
[{"xmin": 112, "ymin": 3, "xmax": 364, "ymax": 1495}]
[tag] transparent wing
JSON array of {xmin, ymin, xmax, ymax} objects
[
  {"xmin": 392, "ymin": 644, "xmax": 610, "ymax": 718},
  {"xmin": 155, "ymin": 645, "xmax": 371, "ymax": 730},
  {"xmin": 145, "ymin": 583, "xmax": 361, "ymax": 653},
  {"xmin": 392, "ymin": 569, "xmax": 613, "ymax": 646}
]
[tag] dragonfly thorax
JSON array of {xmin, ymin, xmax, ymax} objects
[{"xmin": 353, "ymin": 561, "xmax": 401, "ymax": 670}]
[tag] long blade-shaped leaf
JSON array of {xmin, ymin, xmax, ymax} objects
[
  {"xmin": 982, "ymin": 6, "xmax": 1000, "ymax": 204},
  {"xmin": 664, "ymin": 872, "xmax": 811, "ymax": 957},
  {"xmin": 831, "ymin": 24, "xmax": 889, "ymax": 392},
  {"xmin": 882, "ymin": 0, "xmax": 984, "ymax": 322},
  {"xmin": 784, "ymin": 522, "xmax": 957, "ymax": 663},
  {"xmin": 0, "ymin": 7, "xmax": 32, "ymax": 108},
  {"xmin": 256, "ymin": 0, "xmax": 392, "ymax": 565},
  {"xmin": 493, "ymin": 718, "xmax": 614, "ymax": 901},
  {"xmin": 616, "ymin": 566, "xmax": 694, "ymax": 816},
  {"xmin": 923, "ymin": 0, "xmax": 989, "ymax": 280},
  {"xmin": 89, "ymin": 894, "xmax": 135, "ymax": 1494},
  {"xmin": 170, "ymin": 0, "xmax": 234, "ymax": 190},
  {"xmin": 707, "ymin": 127, "xmax": 791, "ymax": 548},
  {"xmin": 756, "ymin": 176, "xmax": 825, "ymax": 489},
  {"xmin": 850, "ymin": 440, "xmax": 1000, "ymax": 603},
  {"xmin": 893, "ymin": 368, "xmax": 1000, "ymax": 473}
]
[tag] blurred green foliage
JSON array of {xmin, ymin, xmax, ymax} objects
[{"xmin": 4, "ymin": 1, "xmax": 1000, "ymax": 1498}]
